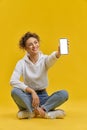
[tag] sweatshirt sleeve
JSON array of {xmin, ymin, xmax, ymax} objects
[
  {"xmin": 45, "ymin": 51, "xmax": 58, "ymax": 69},
  {"xmin": 10, "ymin": 60, "xmax": 28, "ymax": 91}
]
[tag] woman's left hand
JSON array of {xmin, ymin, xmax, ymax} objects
[{"xmin": 56, "ymin": 46, "xmax": 61, "ymax": 58}]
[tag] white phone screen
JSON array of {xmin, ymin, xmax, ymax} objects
[{"xmin": 59, "ymin": 38, "xmax": 68, "ymax": 54}]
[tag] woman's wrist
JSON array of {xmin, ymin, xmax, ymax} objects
[{"xmin": 25, "ymin": 87, "xmax": 35, "ymax": 94}]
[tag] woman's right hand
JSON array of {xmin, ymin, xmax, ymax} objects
[
  {"xmin": 25, "ymin": 87, "xmax": 40, "ymax": 108},
  {"xmin": 31, "ymin": 90, "xmax": 40, "ymax": 108}
]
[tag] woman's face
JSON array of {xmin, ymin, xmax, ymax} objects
[{"xmin": 25, "ymin": 37, "xmax": 40, "ymax": 55}]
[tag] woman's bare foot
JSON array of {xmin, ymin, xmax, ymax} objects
[{"xmin": 34, "ymin": 107, "xmax": 46, "ymax": 117}]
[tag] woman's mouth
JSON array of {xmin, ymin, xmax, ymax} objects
[{"xmin": 32, "ymin": 47, "xmax": 38, "ymax": 51}]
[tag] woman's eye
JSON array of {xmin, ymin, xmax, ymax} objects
[
  {"xmin": 28, "ymin": 43, "xmax": 32, "ymax": 46},
  {"xmin": 34, "ymin": 41, "xmax": 38, "ymax": 44}
]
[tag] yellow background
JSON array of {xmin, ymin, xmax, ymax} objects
[{"xmin": 0, "ymin": 0, "xmax": 87, "ymax": 130}]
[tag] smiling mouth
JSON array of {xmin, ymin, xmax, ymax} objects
[{"xmin": 33, "ymin": 47, "xmax": 39, "ymax": 51}]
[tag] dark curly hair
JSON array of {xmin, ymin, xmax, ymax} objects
[{"xmin": 19, "ymin": 32, "xmax": 40, "ymax": 49}]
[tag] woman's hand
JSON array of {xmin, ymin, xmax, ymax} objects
[
  {"xmin": 55, "ymin": 46, "xmax": 61, "ymax": 58},
  {"xmin": 31, "ymin": 91, "xmax": 40, "ymax": 108},
  {"xmin": 25, "ymin": 87, "xmax": 40, "ymax": 108}
]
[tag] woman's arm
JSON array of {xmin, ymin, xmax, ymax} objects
[
  {"xmin": 10, "ymin": 60, "xmax": 40, "ymax": 107},
  {"xmin": 25, "ymin": 87, "xmax": 40, "ymax": 108},
  {"xmin": 10, "ymin": 60, "xmax": 28, "ymax": 91},
  {"xmin": 45, "ymin": 46, "xmax": 61, "ymax": 69}
]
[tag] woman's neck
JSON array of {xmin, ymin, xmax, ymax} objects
[{"xmin": 28, "ymin": 53, "xmax": 39, "ymax": 64}]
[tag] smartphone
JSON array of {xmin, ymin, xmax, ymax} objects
[{"xmin": 59, "ymin": 38, "xmax": 69, "ymax": 54}]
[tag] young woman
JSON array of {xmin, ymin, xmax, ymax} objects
[{"xmin": 10, "ymin": 32, "xmax": 68, "ymax": 119}]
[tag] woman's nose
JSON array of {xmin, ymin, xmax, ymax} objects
[{"xmin": 33, "ymin": 43, "xmax": 36, "ymax": 47}]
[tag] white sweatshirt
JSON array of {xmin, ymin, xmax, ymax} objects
[{"xmin": 10, "ymin": 51, "xmax": 58, "ymax": 91}]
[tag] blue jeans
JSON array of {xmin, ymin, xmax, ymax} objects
[{"xmin": 11, "ymin": 88, "xmax": 68, "ymax": 113}]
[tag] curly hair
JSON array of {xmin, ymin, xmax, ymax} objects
[{"xmin": 19, "ymin": 32, "xmax": 40, "ymax": 49}]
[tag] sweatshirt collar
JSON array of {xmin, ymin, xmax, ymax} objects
[{"xmin": 23, "ymin": 51, "xmax": 44, "ymax": 64}]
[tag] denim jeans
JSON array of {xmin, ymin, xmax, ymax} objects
[{"xmin": 11, "ymin": 88, "xmax": 68, "ymax": 113}]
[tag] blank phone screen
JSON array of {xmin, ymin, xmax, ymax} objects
[{"xmin": 59, "ymin": 38, "xmax": 68, "ymax": 54}]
